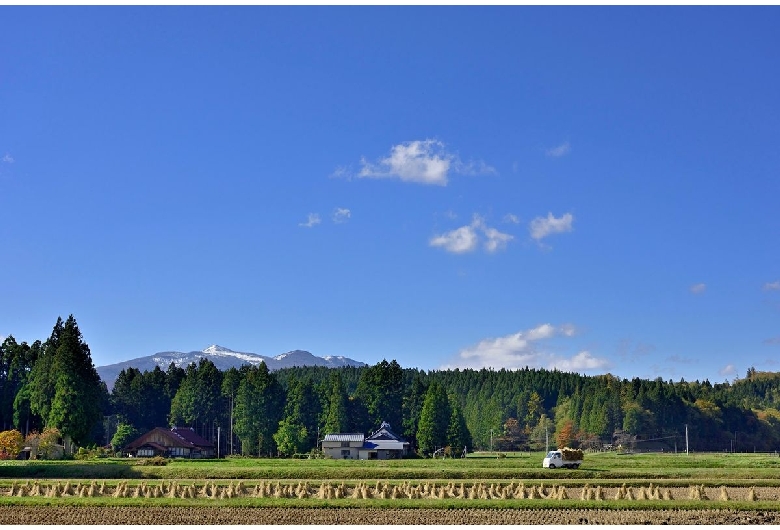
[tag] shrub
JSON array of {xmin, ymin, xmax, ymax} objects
[
  {"xmin": 138, "ymin": 456, "xmax": 168, "ymax": 466},
  {"xmin": 0, "ymin": 430, "xmax": 24, "ymax": 459}
]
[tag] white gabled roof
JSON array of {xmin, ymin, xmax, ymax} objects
[{"xmin": 323, "ymin": 433, "xmax": 365, "ymax": 442}]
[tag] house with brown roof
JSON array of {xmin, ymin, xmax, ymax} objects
[
  {"xmin": 123, "ymin": 427, "xmax": 215, "ymax": 458},
  {"xmin": 321, "ymin": 422, "xmax": 410, "ymax": 460}
]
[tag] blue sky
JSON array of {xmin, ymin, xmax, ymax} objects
[{"xmin": 1, "ymin": 7, "xmax": 778, "ymax": 383}]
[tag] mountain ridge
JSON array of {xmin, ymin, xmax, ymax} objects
[{"xmin": 96, "ymin": 344, "xmax": 366, "ymax": 390}]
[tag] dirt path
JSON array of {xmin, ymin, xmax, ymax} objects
[{"xmin": 2, "ymin": 507, "xmax": 780, "ymax": 525}]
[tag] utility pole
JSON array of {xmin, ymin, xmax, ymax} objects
[
  {"xmin": 685, "ymin": 424, "xmax": 689, "ymax": 456},
  {"xmin": 490, "ymin": 429, "xmax": 494, "ymax": 453},
  {"xmin": 217, "ymin": 426, "xmax": 221, "ymax": 459},
  {"xmin": 545, "ymin": 427, "xmax": 549, "ymax": 453}
]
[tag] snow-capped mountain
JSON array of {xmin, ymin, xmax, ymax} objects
[{"xmin": 96, "ymin": 344, "xmax": 365, "ymax": 390}]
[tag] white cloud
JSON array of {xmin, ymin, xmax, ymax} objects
[
  {"xmin": 764, "ymin": 337, "xmax": 780, "ymax": 345},
  {"xmin": 2, "ymin": 154, "xmax": 13, "ymax": 163},
  {"xmin": 329, "ymin": 166, "xmax": 351, "ymax": 179},
  {"xmin": 529, "ymin": 212, "xmax": 574, "ymax": 241},
  {"xmin": 430, "ymin": 225, "xmax": 480, "ymax": 254},
  {"xmin": 443, "ymin": 323, "xmax": 608, "ymax": 373},
  {"xmin": 551, "ymin": 350, "xmax": 609, "ymax": 372},
  {"xmin": 503, "ymin": 213, "xmax": 520, "ymax": 224},
  {"xmin": 332, "ymin": 207, "xmax": 351, "ymax": 224},
  {"xmin": 430, "ymin": 214, "xmax": 513, "ymax": 254},
  {"xmin": 298, "ymin": 213, "xmax": 321, "ymax": 228},
  {"xmin": 483, "ymin": 226, "xmax": 514, "ymax": 253},
  {"xmin": 546, "ymin": 141, "xmax": 571, "ymax": 158},
  {"xmin": 689, "ymin": 283, "xmax": 707, "ymax": 295},
  {"xmin": 719, "ymin": 364, "xmax": 737, "ymax": 376},
  {"xmin": 763, "ymin": 281, "xmax": 780, "ymax": 291},
  {"xmin": 356, "ymin": 139, "xmax": 493, "ymax": 186}
]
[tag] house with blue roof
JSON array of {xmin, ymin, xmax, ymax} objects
[{"xmin": 321, "ymin": 421, "xmax": 410, "ymax": 460}]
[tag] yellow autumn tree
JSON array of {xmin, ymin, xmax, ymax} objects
[{"xmin": 0, "ymin": 430, "xmax": 24, "ymax": 459}]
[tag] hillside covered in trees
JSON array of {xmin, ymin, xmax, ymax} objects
[{"xmin": 3, "ymin": 316, "xmax": 780, "ymax": 456}]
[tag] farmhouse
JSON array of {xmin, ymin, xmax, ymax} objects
[
  {"xmin": 123, "ymin": 427, "xmax": 215, "ymax": 458},
  {"xmin": 322, "ymin": 421, "xmax": 410, "ymax": 460}
]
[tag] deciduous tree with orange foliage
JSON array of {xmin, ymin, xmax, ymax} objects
[{"xmin": 555, "ymin": 420, "xmax": 576, "ymax": 449}]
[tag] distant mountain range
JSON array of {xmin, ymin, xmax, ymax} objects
[{"xmin": 96, "ymin": 344, "xmax": 366, "ymax": 390}]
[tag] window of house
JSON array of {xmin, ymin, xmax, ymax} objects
[
  {"xmin": 341, "ymin": 441, "xmax": 350, "ymax": 447},
  {"xmin": 341, "ymin": 449, "xmax": 350, "ymax": 457}
]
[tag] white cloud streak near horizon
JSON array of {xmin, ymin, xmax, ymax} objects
[
  {"xmin": 430, "ymin": 214, "xmax": 513, "ymax": 254},
  {"xmin": 529, "ymin": 212, "xmax": 574, "ymax": 241},
  {"xmin": 442, "ymin": 323, "xmax": 609, "ymax": 373},
  {"xmin": 719, "ymin": 364, "xmax": 737, "ymax": 376},
  {"xmin": 356, "ymin": 139, "xmax": 494, "ymax": 186},
  {"xmin": 2, "ymin": 154, "xmax": 13, "ymax": 163},
  {"xmin": 298, "ymin": 213, "xmax": 321, "ymax": 228}
]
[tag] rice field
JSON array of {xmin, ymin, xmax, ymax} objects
[{"xmin": 1, "ymin": 452, "xmax": 780, "ymax": 524}]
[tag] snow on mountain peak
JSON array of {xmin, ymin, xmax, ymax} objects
[{"xmin": 203, "ymin": 344, "xmax": 233, "ymax": 354}]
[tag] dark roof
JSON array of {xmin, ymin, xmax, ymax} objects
[
  {"xmin": 124, "ymin": 427, "xmax": 214, "ymax": 451},
  {"xmin": 170, "ymin": 427, "xmax": 215, "ymax": 448}
]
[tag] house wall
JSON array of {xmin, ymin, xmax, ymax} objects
[
  {"xmin": 322, "ymin": 441, "xmax": 360, "ymax": 460},
  {"xmin": 358, "ymin": 449, "xmax": 403, "ymax": 460}
]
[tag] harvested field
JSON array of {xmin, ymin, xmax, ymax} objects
[
  {"xmin": 1, "ymin": 480, "xmax": 776, "ymax": 503},
  {"xmin": 2, "ymin": 506, "xmax": 780, "ymax": 525}
]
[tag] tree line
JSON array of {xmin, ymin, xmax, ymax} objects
[{"xmin": 3, "ymin": 316, "xmax": 780, "ymax": 456}]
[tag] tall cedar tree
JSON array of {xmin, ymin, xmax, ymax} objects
[
  {"xmin": 1, "ymin": 336, "xmax": 41, "ymax": 432},
  {"xmin": 31, "ymin": 316, "xmax": 106, "ymax": 446},
  {"xmin": 447, "ymin": 397, "xmax": 472, "ymax": 453},
  {"xmin": 323, "ymin": 371, "xmax": 350, "ymax": 435},
  {"xmin": 355, "ymin": 360, "xmax": 403, "ymax": 432},
  {"xmin": 111, "ymin": 366, "xmax": 171, "ymax": 432},
  {"xmin": 402, "ymin": 375, "xmax": 427, "ymax": 450},
  {"xmin": 169, "ymin": 358, "xmax": 224, "ymax": 441},
  {"xmin": 26, "ymin": 318, "xmax": 63, "ymax": 429},
  {"xmin": 280, "ymin": 377, "xmax": 321, "ymax": 449},
  {"xmin": 234, "ymin": 363, "xmax": 284, "ymax": 456},
  {"xmin": 416, "ymin": 382, "xmax": 451, "ymax": 455}
]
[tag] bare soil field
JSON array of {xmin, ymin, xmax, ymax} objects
[{"xmin": 2, "ymin": 506, "xmax": 780, "ymax": 525}]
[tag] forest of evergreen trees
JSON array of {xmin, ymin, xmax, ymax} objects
[{"xmin": 3, "ymin": 316, "xmax": 780, "ymax": 456}]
